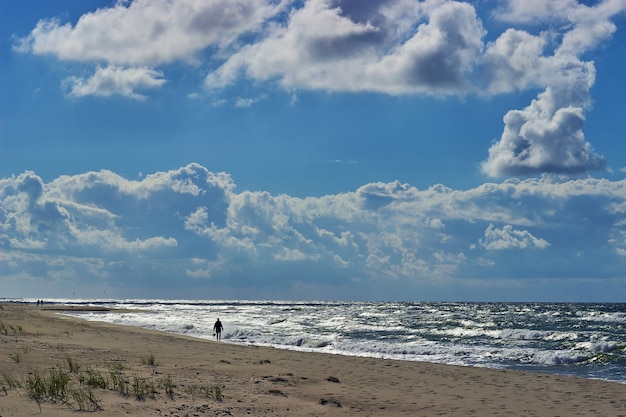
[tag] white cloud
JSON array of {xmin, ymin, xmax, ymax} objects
[
  {"xmin": 15, "ymin": 0, "xmax": 285, "ymax": 99},
  {"xmin": 234, "ymin": 94, "xmax": 267, "ymax": 108},
  {"xmin": 481, "ymin": 29, "xmax": 547, "ymax": 93},
  {"xmin": 64, "ymin": 66, "xmax": 166, "ymax": 100},
  {"xmin": 10, "ymin": 1, "xmax": 626, "ymax": 178},
  {"xmin": 479, "ymin": 224, "xmax": 550, "ymax": 250},
  {"xmin": 3, "ymin": 164, "xmax": 626, "ymax": 295},
  {"xmin": 15, "ymin": 0, "xmax": 283, "ymax": 66},
  {"xmin": 1, "ymin": 164, "xmax": 234, "ymax": 256},
  {"xmin": 481, "ymin": 84, "xmax": 606, "ymax": 176},
  {"xmin": 185, "ymin": 258, "xmax": 217, "ymax": 278},
  {"xmin": 492, "ymin": 0, "xmax": 580, "ymax": 24},
  {"xmin": 206, "ymin": 0, "xmax": 486, "ymax": 95},
  {"xmin": 481, "ymin": 0, "xmax": 623, "ymax": 176},
  {"xmin": 273, "ymin": 247, "xmax": 310, "ymax": 261}
]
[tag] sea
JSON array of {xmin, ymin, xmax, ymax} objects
[{"xmin": 8, "ymin": 299, "xmax": 626, "ymax": 384}]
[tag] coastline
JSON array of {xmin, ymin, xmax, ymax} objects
[{"xmin": 1, "ymin": 303, "xmax": 625, "ymax": 416}]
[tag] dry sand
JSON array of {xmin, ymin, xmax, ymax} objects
[{"xmin": 1, "ymin": 302, "xmax": 625, "ymax": 416}]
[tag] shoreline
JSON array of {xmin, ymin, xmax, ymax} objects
[
  {"xmin": 1, "ymin": 302, "xmax": 626, "ymax": 416},
  {"xmin": 39, "ymin": 300, "xmax": 626, "ymax": 385}
]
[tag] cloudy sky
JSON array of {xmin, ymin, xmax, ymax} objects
[{"xmin": 1, "ymin": 0, "xmax": 626, "ymax": 302}]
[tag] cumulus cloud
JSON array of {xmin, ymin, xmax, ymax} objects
[
  {"xmin": 3, "ymin": 164, "xmax": 626, "ymax": 296},
  {"xmin": 14, "ymin": 0, "xmax": 282, "ymax": 65},
  {"xmin": 480, "ymin": 29, "xmax": 546, "ymax": 93},
  {"xmin": 12, "ymin": 1, "xmax": 626, "ymax": 175},
  {"xmin": 480, "ymin": 224, "xmax": 550, "ymax": 250},
  {"xmin": 64, "ymin": 66, "xmax": 166, "ymax": 99},
  {"xmin": 205, "ymin": 0, "xmax": 486, "ymax": 94},
  {"xmin": 1, "ymin": 164, "xmax": 234, "ymax": 256},
  {"xmin": 492, "ymin": 0, "xmax": 580, "ymax": 24},
  {"xmin": 481, "ymin": 0, "xmax": 623, "ymax": 176},
  {"xmin": 14, "ymin": 0, "xmax": 284, "ymax": 99},
  {"xmin": 481, "ymin": 84, "xmax": 606, "ymax": 176}
]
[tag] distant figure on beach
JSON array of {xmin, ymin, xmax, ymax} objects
[{"xmin": 213, "ymin": 318, "xmax": 223, "ymax": 341}]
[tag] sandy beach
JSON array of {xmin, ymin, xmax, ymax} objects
[{"xmin": 1, "ymin": 303, "xmax": 625, "ymax": 416}]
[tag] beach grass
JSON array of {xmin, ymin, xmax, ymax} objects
[
  {"xmin": 84, "ymin": 369, "xmax": 107, "ymax": 389},
  {"xmin": 0, "ymin": 322, "xmax": 23, "ymax": 335},
  {"xmin": 64, "ymin": 355, "xmax": 81, "ymax": 373},
  {"xmin": 160, "ymin": 374, "xmax": 175, "ymax": 399},
  {"xmin": 184, "ymin": 384, "xmax": 223, "ymax": 402},
  {"xmin": 5, "ymin": 359, "xmax": 190, "ymax": 409},
  {"xmin": 1, "ymin": 370, "xmax": 21, "ymax": 395},
  {"xmin": 141, "ymin": 352, "xmax": 157, "ymax": 366},
  {"xmin": 0, "ymin": 341, "xmax": 191, "ymax": 411},
  {"xmin": 70, "ymin": 385, "xmax": 101, "ymax": 411}
]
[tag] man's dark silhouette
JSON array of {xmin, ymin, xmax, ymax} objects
[{"xmin": 213, "ymin": 318, "xmax": 223, "ymax": 341}]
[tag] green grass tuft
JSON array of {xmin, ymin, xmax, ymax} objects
[
  {"xmin": 1, "ymin": 371, "xmax": 21, "ymax": 395},
  {"xmin": 160, "ymin": 374, "xmax": 175, "ymax": 399},
  {"xmin": 141, "ymin": 353, "xmax": 157, "ymax": 366},
  {"xmin": 64, "ymin": 355, "xmax": 81, "ymax": 373},
  {"xmin": 131, "ymin": 375, "xmax": 151, "ymax": 401},
  {"xmin": 70, "ymin": 386, "xmax": 101, "ymax": 411},
  {"xmin": 85, "ymin": 369, "xmax": 108, "ymax": 389}
]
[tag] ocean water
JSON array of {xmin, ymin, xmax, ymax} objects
[{"xmin": 12, "ymin": 299, "xmax": 626, "ymax": 384}]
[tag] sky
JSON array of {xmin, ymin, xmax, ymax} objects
[{"xmin": 1, "ymin": 0, "xmax": 626, "ymax": 302}]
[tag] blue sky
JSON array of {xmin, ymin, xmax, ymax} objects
[{"xmin": 1, "ymin": 0, "xmax": 626, "ymax": 301}]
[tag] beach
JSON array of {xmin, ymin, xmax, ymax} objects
[{"xmin": 1, "ymin": 303, "xmax": 625, "ymax": 416}]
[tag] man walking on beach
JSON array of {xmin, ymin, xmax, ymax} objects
[{"xmin": 213, "ymin": 318, "xmax": 223, "ymax": 341}]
